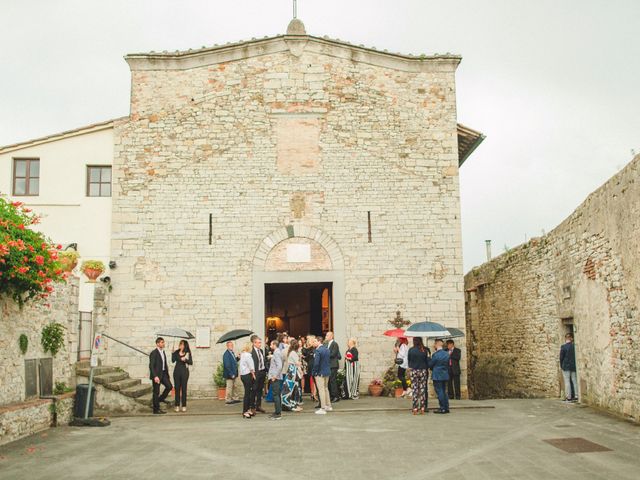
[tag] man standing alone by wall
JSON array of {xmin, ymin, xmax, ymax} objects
[{"xmin": 560, "ymin": 333, "xmax": 577, "ymax": 402}]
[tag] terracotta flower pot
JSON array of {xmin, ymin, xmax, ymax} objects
[
  {"xmin": 217, "ymin": 387, "xmax": 226, "ymax": 401},
  {"xmin": 83, "ymin": 267, "xmax": 103, "ymax": 283},
  {"xmin": 368, "ymin": 384, "xmax": 383, "ymax": 397},
  {"xmin": 394, "ymin": 387, "xmax": 404, "ymax": 398},
  {"xmin": 59, "ymin": 257, "xmax": 78, "ymax": 273}
]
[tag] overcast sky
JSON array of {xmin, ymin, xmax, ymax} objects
[{"xmin": 1, "ymin": 0, "xmax": 638, "ymax": 271}]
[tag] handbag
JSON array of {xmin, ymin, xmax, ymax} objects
[{"xmin": 395, "ymin": 358, "xmax": 403, "ymax": 365}]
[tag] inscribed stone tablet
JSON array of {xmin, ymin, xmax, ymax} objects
[{"xmin": 286, "ymin": 244, "xmax": 311, "ymax": 263}]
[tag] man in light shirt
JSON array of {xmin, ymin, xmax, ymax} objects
[{"xmin": 267, "ymin": 340, "xmax": 284, "ymax": 420}]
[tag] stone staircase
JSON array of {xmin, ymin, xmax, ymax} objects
[{"xmin": 76, "ymin": 362, "xmax": 153, "ymax": 413}]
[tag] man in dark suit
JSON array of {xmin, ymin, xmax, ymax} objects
[
  {"xmin": 325, "ymin": 331, "xmax": 341, "ymax": 402},
  {"xmin": 446, "ymin": 339, "xmax": 462, "ymax": 400},
  {"xmin": 250, "ymin": 335, "xmax": 267, "ymax": 413},
  {"xmin": 149, "ymin": 337, "xmax": 172, "ymax": 414}
]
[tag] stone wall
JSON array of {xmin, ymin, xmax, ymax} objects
[
  {"xmin": 108, "ymin": 35, "xmax": 467, "ymax": 396},
  {"xmin": 0, "ymin": 278, "xmax": 79, "ymax": 406},
  {"xmin": 0, "ymin": 393, "xmax": 74, "ymax": 446},
  {"xmin": 465, "ymin": 155, "xmax": 640, "ymax": 421}
]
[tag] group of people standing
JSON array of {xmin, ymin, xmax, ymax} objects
[
  {"xmin": 394, "ymin": 337, "xmax": 462, "ymax": 415},
  {"xmin": 223, "ymin": 331, "xmax": 360, "ymax": 420}
]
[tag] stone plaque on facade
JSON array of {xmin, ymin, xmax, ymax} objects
[
  {"xmin": 25, "ymin": 359, "xmax": 38, "ymax": 398},
  {"xmin": 39, "ymin": 358, "xmax": 53, "ymax": 396},
  {"xmin": 286, "ymin": 244, "xmax": 311, "ymax": 263},
  {"xmin": 196, "ymin": 327, "xmax": 211, "ymax": 348}
]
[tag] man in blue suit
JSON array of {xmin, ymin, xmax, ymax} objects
[
  {"xmin": 311, "ymin": 336, "xmax": 332, "ymax": 415},
  {"xmin": 429, "ymin": 339, "xmax": 450, "ymax": 414},
  {"xmin": 222, "ymin": 341, "xmax": 240, "ymax": 404}
]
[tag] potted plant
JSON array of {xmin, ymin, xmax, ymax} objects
[
  {"xmin": 81, "ymin": 260, "xmax": 105, "ymax": 282},
  {"xmin": 58, "ymin": 250, "xmax": 80, "ymax": 272},
  {"xmin": 392, "ymin": 379, "xmax": 404, "ymax": 398},
  {"xmin": 213, "ymin": 363, "xmax": 226, "ymax": 400},
  {"xmin": 368, "ymin": 378, "xmax": 384, "ymax": 397}
]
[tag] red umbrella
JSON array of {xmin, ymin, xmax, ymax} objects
[{"xmin": 383, "ymin": 328, "xmax": 406, "ymax": 338}]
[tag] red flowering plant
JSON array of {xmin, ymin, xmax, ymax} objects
[{"xmin": 0, "ymin": 196, "xmax": 66, "ymax": 307}]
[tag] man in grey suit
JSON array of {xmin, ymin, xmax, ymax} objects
[{"xmin": 325, "ymin": 331, "xmax": 342, "ymax": 402}]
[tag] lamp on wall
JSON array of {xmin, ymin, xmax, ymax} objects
[{"xmin": 64, "ymin": 243, "xmax": 78, "ymax": 251}]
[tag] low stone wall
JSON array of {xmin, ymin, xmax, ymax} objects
[
  {"xmin": 465, "ymin": 155, "xmax": 640, "ymax": 421},
  {"xmin": 0, "ymin": 393, "xmax": 75, "ymax": 446}
]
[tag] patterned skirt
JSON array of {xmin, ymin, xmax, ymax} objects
[
  {"xmin": 410, "ymin": 369, "xmax": 428, "ymax": 411},
  {"xmin": 281, "ymin": 364, "xmax": 301, "ymax": 409}
]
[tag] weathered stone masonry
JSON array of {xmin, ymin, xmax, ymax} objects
[
  {"xmin": 465, "ymin": 155, "xmax": 640, "ymax": 421},
  {"xmin": 107, "ymin": 27, "xmax": 469, "ymax": 395}
]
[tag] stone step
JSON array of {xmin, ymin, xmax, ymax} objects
[
  {"xmin": 121, "ymin": 383, "xmax": 153, "ymax": 399},
  {"xmin": 76, "ymin": 365, "xmax": 120, "ymax": 377},
  {"xmin": 104, "ymin": 378, "xmax": 141, "ymax": 392},
  {"xmin": 93, "ymin": 371, "xmax": 130, "ymax": 386},
  {"xmin": 134, "ymin": 394, "xmax": 153, "ymax": 407}
]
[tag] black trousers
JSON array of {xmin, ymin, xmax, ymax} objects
[
  {"xmin": 329, "ymin": 367, "xmax": 338, "ymax": 399},
  {"xmin": 447, "ymin": 374, "xmax": 461, "ymax": 399},
  {"xmin": 173, "ymin": 367, "xmax": 189, "ymax": 406},
  {"xmin": 398, "ymin": 367, "xmax": 408, "ymax": 390},
  {"xmin": 241, "ymin": 374, "xmax": 255, "ymax": 413},
  {"xmin": 152, "ymin": 371, "xmax": 172, "ymax": 412},
  {"xmin": 253, "ymin": 371, "xmax": 266, "ymax": 409}
]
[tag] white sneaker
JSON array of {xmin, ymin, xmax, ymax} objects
[
  {"xmin": 174, "ymin": 407, "xmax": 180, "ymax": 412},
  {"xmin": 323, "ymin": 406, "xmax": 333, "ymax": 411},
  {"xmin": 292, "ymin": 406, "xmax": 303, "ymax": 412},
  {"xmin": 314, "ymin": 409, "xmax": 327, "ymax": 415},
  {"xmin": 181, "ymin": 407, "xmax": 187, "ymax": 412}
]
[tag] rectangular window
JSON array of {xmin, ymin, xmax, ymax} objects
[
  {"xmin": 13, "ymin": 158, "xmax": 40, "ymax": 196},
  {"xmin": 87, "ymin": 166, "xmax": 112, "ymax": 197}
]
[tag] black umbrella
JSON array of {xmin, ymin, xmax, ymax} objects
[
  {"xmin": 216, "ymin": 329, "xmax": 254, "ymax": 344},
  {"xmin": 443, "ymin": 327, "xmax": 465, "ymax": 339}
]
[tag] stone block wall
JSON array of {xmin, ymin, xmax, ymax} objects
[
  {"xmin": 465, "ymin": 155, "xmax": 640, "ymax": 421},
  {"xmin": 0, "ymin": 393, "xmax": 74, "ymax": 446},
  {"xmin": 0, "ymin": 277, "xmax": 79, "ymax": 406},
  {"xmin": 108, "ymin": 38, "xmax": 467, "ymax": 395}
]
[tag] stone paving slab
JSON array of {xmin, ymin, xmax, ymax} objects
[{"xmin": 0, "ymin": 399, "xmax": 638, "ymax": 479}]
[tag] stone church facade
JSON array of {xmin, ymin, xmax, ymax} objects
[{"xmin": 105, "ymin": 20, "xmax": 483, "ymax": 395}]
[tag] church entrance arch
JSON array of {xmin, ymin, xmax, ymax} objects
[{"xmin": 252, "ymin": 226, "xmax": 345, "ymax": 347}]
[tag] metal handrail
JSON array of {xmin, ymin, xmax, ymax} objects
[{"xmin": 101, "ymin": 333, "xmax": 149, "ymax": 356}]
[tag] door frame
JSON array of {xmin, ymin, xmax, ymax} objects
[{"xmin": 253, "ymin": 270, "xmax": 345, "ymax": 348}]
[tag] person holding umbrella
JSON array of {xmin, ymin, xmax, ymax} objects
[
  {"xmin": 172, "ymin": 340, "xmax": 193, "ymax": 412},
  {"xmin": 407, "ymin": 337, "xmax": 430, "ymax": 415},
  {"xmin": 394, "ymin": 337, "xmax": 410, "ymax": 397}
]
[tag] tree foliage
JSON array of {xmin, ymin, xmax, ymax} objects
[{"xmin": 0, "ymin": 196, "xmax": 66, "ymax": 307}]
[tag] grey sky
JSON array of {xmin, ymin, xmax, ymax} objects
[{"xmin": 1, "ymin": 0, "xmax": 638, "ymax": 271}]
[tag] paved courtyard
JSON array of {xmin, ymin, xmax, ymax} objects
[{"xmin": 0, "ymin": 398, "xmax": 638, "ymax": 479}]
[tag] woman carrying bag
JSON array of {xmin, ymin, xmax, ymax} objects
[{"xmin": 172, "ymin": 340, "xmax": 193, "ymax": 412}]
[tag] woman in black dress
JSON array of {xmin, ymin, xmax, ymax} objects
[{"xmin": 172, "ymin": 340, "xmax": 193, "ymax": 412}]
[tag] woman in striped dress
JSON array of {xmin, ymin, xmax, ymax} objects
[{"xmin": 344, "ymin": 338, "xmax": 360, "ymax": 399}]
